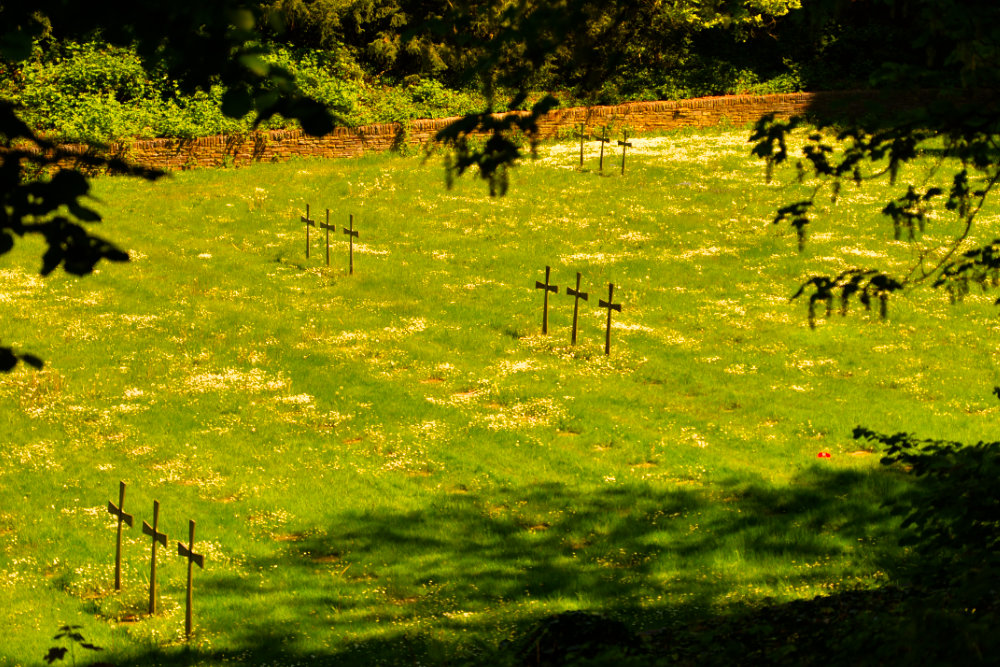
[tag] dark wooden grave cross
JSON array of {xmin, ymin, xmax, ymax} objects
[
  {"xmin": 598, "ymin": 283, "xmax": 622, "ymax": 355},
  {"xmin": 618, "ymin": 130, "xmax": 633, "ymax": 175},
  {"xmin": 343, "ymin": 214, "xmax": 359, "ymax": 275},
  {"xmin": 107, "ymin": 480, "xmax": 133, "ymax": 591},
  {"xmin": 141, "ymin": 499, "xmax": 167, "ymax": 615},
  {"xmin": 597, "ymin": 126, "xmax": 610, "ymax": 172},
  {"xmin": 566, "ymin": 272, "xmax": 589, "ymax": 345},
  {"xmin": 177, "ymin": 519, "xmax": 205, "ymax": 640},
  {"xmin": 302, "ymin": 204, "xmax": 316, "ymax": 259},
  {"xmin": 319, "ymin": 208, "xmax": 336, "ymax": 267},
  {"xmin": 535, "ymin": 265, "xmax": 559, "ymax": 334},
  {"xmin": 575, "ymin": 123, "xmax": 586, "ymax": 167}
]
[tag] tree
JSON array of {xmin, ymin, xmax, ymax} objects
[{"xmin": 0, "ymin": 0, "xmax": 335, "ymax": 370}]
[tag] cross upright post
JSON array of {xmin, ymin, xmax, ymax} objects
[
  {"xmin": 598, "ymin": 127, "xmax": 610, "ymax": 172},
  {"xmin": 598, "ymin": 282, "xmax": 622, "ymax": 355},
  {"xmin": 302, "ymin": 204, "xmax": 316, "ymax": 259},
  {"xmin": 141, "ymin": 500, "xmax": 167, "ymax": 615},
  {"xmin": 319, "ymin": 208, "xmax": 336, "ymax": 267},
  {"xmin": 107, "ymin": 480, "xmax": 133, "ymax": 591},
  {"xmin": 343, "ymin": 214, "xmax": 359, "ymax": 275},
  {"xmin": 565, "ymin": 272, "xmax": 589, "ymax": 345},
  {"xmin": 535, "ymin": 265, "xmax": 559, "ymax": 335},
  {"xmin": 618, "ymin": 130, "xmax": 633, "ymax": 175},
  {"xmin": 177, "ymin": 519, "xmax": 205, "ymax": 640}
]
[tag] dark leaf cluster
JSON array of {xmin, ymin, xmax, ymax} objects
[
  {"xmin": 752, "ymin": 93, "xmax": 1000, "ymax": 322},
  {"xmin": 1, "ymin": 1, "xmax": 340, "ymax": 371},
  {"xmin": 435, "ymin": 94, "xmax": 558, "ymax": 196},
  {"xmin": 933, "ymin": 238, "xmax": 1000, "ymax": 304},
  {"xmin": 855, "ymin": 426, "xmax": 1000, "ymax": 600},
  {"xmin": 0, "ymin": 97, "xmax": 164, "ymax": 370},
  {"xmin": 45, "ymin": 625, "xmax": 103, "ymax": 664},
  {"xmin": 791, "ymin": 269, "xmax": 902, "ymax": 329}
]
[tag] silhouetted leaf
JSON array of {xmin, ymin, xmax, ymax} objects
[
  {"xmin": 0, "ymin": 348, "xmax": 17, "ymax": 372},
  {"xmin": 43, "ymin": 647, "xmax": 68, "ymax": 664},
  {"xmin": 20, "ymin": 353, "xmax": 43, "ymax": 369}
]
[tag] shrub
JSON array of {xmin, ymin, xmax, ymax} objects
[{"xmin": 855, "ymin": 425, "xmax": 1000, "ymax": 601}]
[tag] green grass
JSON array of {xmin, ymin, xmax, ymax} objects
[{"xmin": 2, "ymin": 127, "xmax": 998, "ymax": 665}]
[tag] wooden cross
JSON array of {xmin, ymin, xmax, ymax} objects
[
  {"xmin": 141, "ymin": 500, "xmax": 167, "ymax": 615},
  {"xmin": 598, "ymin": 283, "xmax": 622, "ymax": 355},
  {"xmin": 618, "ymin": 130, "xmax": 633, "ymax": 175},
  {"xmin": 566, "ymin": 272, "xmax": 589, "ymax": 345},
  {"xmin": 107, "ymin": 480, "xmax": 133, "ymax": 591},
  {"xmin": 575, "ymin": 123, "xmax": 586, "ymax": 167},
  {"xmin": 343, "ymin": 214, "xmax": 359, "ymax": 275},
  {"xmin": 319, "ymin": 208, "xmax": 336, "ymax": 267},
  {"xmin": 302, "ymin": 204, "xmax": 316, "ymax": 259},
  {"xmin": 534, "ymin": 265, "xmax": 559, "ymax": 334},
  {"xmin": 597, "ymin": 126, "xmax": 610, "ymax": 172},
  {"xmin": 177, "ymin": 519, "xmax": 205, "ymax": 640}
]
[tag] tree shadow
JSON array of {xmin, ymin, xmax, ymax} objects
[{"xmin": 82, "ymin": 463, "xmax": 920, "ymax": 666}]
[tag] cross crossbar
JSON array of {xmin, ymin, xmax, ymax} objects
[
  {"xmin": 302, "ymin": 204, "xmax": 317, "ymax": 258},
  {"xmin": 597, "ymin": 127, "xmax": 610, "ymax": 172},
  {"xmin": 178, "ymin": 527, "xmax": 205, "ymax": 569},
  {"xmin": 177, "ymin": 519, "xmax": 205, "ymax": 639},
  {"xmin": 617, "ymin": 131, "xmax": 633, "ymax": 175},
  {"xmin": 535, "ymin": 265, "xmax": 559, "ymax": 334},
  {"xmin": 319, "ymin": 208, "xmax": 335, "ymax": 266},
  {"xmin": 343, "ymin": 214, "xmax": 359, "ymax": 275},
  {"xmin": 575, "ymin": 123, "xmax": 586, "ymax": 167},
  {"xmin": 141, "ymin": 505, "xmax": 167, "ymax": 548},
  {"xmin": 107, "ymin": 483, "xmax": 134, "ymax": 525},
  {"xmin": 598, "ymin": 282, "xmax": 622, "ymax": 355},
  {"xmin": 566, "ymin": 272, "xmax": 589, "ymax": 345},
  {"xmin": 107, "ymin": 480, "xmax": 133, "ymax": 591},
  {"xmin": 142, "ymin": 499, "xmax": 167, "ymax": 615}
]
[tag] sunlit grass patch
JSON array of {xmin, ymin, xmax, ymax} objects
[{"xmin": 1, "ymin": 125, "xmax": 998, "ymax": 664}]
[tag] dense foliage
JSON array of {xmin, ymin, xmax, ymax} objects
[
  {"xmin": 0, "ymin": 0, "xmax": 835, "ymax": 144},
  {"xmin": 0, "ymin": 39, "xmax": 492, "ymax": 143}
]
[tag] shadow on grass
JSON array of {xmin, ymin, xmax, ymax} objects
[{"xmin": 94, "ymin": 464, "xmax": 917, "ymax": 666}]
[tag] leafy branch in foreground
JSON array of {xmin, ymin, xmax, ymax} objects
[
  {"xmin": 751, "ymin": 107, "xmax": 1000, "ymax": 325},
  {"xmin": 790, "ymin": 269, "xmax": 902, "ymax": 329},
  {"xmin": 1, "ymin": 2, "xmax": 337, "ymax": 372},
  {"xmin": 434, "ymin": 94, "xmax": 558, "ymax": 196},
  {"xmin": 0, "ymin": 98, "xmax": 165, "ymax": 370},
  {"xmin": 855, "ymin": 423, "xmax": 1000, "ymax": 600}
]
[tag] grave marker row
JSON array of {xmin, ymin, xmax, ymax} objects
[
  {"xmin": 535, "ymin": 266, "xmax": 623, "ymax": 355},
  {"xmin": 302, "ymin": 205, "xmax": 361, "ymax": 273},
  {"xmin": 106, "ymin": 481, "xmax": 204, "ymax": 639},
  {"xmin": 572, "ymin": 127, "xmax": 631, "ymax": 174}
]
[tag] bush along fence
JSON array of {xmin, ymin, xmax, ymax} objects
[{"xmin": 12, "ymin": 90, "xmax": 914, "ymax": 174}]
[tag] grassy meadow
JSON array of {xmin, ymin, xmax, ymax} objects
[{"xmin": 2, "ymin": 127, "xmax": 999, "ymax": 665}]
